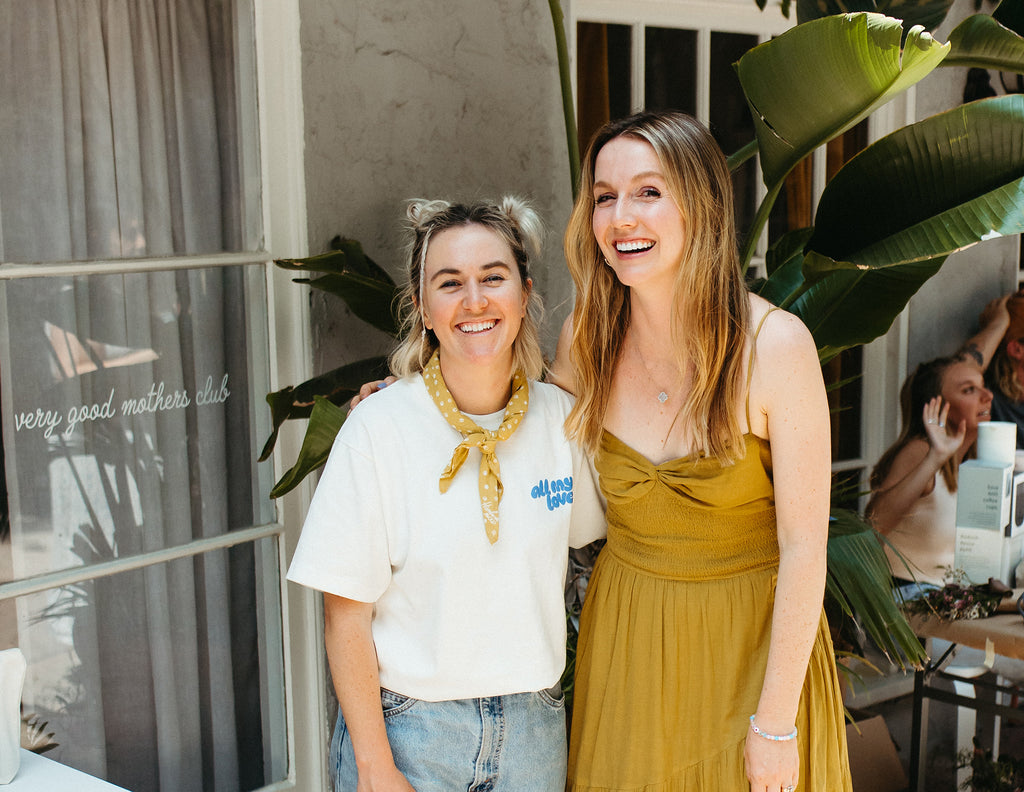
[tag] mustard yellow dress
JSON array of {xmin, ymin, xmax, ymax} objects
[{"xmin": 566, "ymin": 429, "xmax": 852, "ymax": 791}]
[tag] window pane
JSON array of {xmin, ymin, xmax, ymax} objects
[
  {"xmin": 3, "ymin": 537, "xmax": 286, "ymax": 791},
  {"xmin": 0, "ymin": 265, "xmax": 275, "ymax": 582},
  {"xmin": 826, "ymin": 346, "xmax": 863, "ymax": 462},
  {"xmin": 576, "ymin": 22, "xmax": 632, "ymax": 151},
  {"xmin": 0, "ymin": 1, "xmax": 261, "ymax": 263},
  {"xmin": 644, "ymin": 27, "xmax": 697, "ymax": 116},
  {"xmin": 709, "ymin": 32, "xmax": 759, "ymax": 248}
]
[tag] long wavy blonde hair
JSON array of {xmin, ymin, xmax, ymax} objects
[
  {"xmin": 389, "ymin": 196, "xmax": 545, "ymax": 380},
  {"xmin": 563, "ymin": 111, "xmax": 750, "ymax": 459}
]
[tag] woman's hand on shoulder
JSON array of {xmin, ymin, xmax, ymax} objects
[{"xmin": 349, "ymin": 376, "xmax": 399, "ymax": 410}]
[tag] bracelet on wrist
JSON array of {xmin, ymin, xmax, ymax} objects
[{"xmin": 748, "ymin": 715, "xmax": 798, "ymax": 742}]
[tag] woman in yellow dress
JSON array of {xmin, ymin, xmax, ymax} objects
[{"xmin": 548, "ymin": 111, "xmax": 852, "ymax": 792}]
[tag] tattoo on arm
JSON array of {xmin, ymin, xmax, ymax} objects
[{"xmin": 959, "ymin": 343, "xmax": 983, "ymax": 366}]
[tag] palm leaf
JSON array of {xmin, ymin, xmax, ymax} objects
[
  {"xmin": 734, "ymin": 12, "xmax": 949, "ymax": 265},
  {"xmin": 945, "ymin": 6, "xmax": 1024, "ymax": 73},
  {"xmin": 259, "ymin": 356, "xmax": 390, "ymax": 462},
  {"xmin": 827, "ymin": 508, "xmax": 927, "ymax": 668},
  {"xmin": 270, "ymin": 396, "xmax": 348, "ymax": 498},
  {"xmin": 758, "ymin": 94, "xmax": 1024, "ymax": 358},
  {"xmin": 811, "ymin": 94, "xmax": 1024, "ymax": 267},
  {"xmin": 276, "ymin": 238, "xmax": 401, "ymax": 336},
  {"xmin": 736, "ymin": 13, "xmax": 948, "ymax": 192}
]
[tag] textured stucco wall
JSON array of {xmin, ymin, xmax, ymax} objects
[
  {"xmin": 905, "ymin": 0, "xmax": 1020, "ymax": 369},
  {"xmin": 298, "ymin": 0, "xmax": 575, "ymax": 376}
]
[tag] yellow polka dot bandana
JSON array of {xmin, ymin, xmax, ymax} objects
[{"xmin": 422, "ymin": 351, "xmax": 529, "ymax": 544}]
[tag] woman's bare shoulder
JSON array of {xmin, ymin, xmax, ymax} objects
[{"xmin": 747, "ymin": 293, "xmax": 815, "ymax": 361}]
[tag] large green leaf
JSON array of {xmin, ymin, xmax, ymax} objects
[
  {"xmin": 797, "ymin": 0, "xmax": 955, "ymax": 31},
  {"xmin": 788, "ymin": 252, "xmax": 946, "ymax": 360},
  {"xmin": 945, "ymin": 10, "xmax": 1024, "ymax": 72},
  {"xmin": 810, "ymin": 94, "xmax": 1024, "ymax": 268},
  {"xmin": 303, "ymin": 270, "xmax": 401, "ymax": 336},
  {"xmin": 751, "ymin": 228, "xmax": 813, "ymax": 307},
  {"xmin": 736, "ymin": 13, "xmax": 948, "ymax": 191},
  {"xmin": 258, "ymin": 356, "xmax": 390, "ymax": 462},
  {"xmin": 276, "ymin": 238, "xmax": 401, "ymax": 336},
  {"xmin": 276, "ymin": 236, "xmax": 393, "ymax": 281},
  {"xmin": 270, "ymin": 396, "xmax": 347, "ymax": 498},
  {"xmin": 827, "ymin": 508, "xmax": 927, "ymax": 669}
]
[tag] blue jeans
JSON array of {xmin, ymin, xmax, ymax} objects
[{"xmin": 330, "ymin": 687, "xmax": 567, "ymax": 792}]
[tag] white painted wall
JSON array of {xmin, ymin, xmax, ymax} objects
[
  {"xmin": 298, "ymin": 0, "xmax": 576, "ymax": 375},
  {"xmin": 904, "ymin": 0, "xmax": 1020, "ymax": 369}
]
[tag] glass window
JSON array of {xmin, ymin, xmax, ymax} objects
[
  {"xmin": 0, "ymin": 266, "xmax": 275, "ymax": 581},
  {"xmin": 0, "ymin": 2, "xmax": 284, "ymax": 790},
  {"xmin": 10, "ymin": 537, "xmax": 284, "ymax": 791},
  {"xmin": 0, "ymin": 1, "xmax": 261, "ymax": 263},
  {"xmin": 644, "ymin": 27, "xmax": 697, "ymax": 116}
]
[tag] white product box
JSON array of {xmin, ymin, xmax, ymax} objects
[
  {"xmin": 955, "ymin": 461, "xmax": 1023, "ymax": 585},
  {"xmin": 1010, "ymin": 471, "xmax": 1024, "ymax": 537}
]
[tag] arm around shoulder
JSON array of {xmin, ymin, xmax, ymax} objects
[{"xmin": 546, "ymin": 313, "xmax": 576, "ymax": 394}]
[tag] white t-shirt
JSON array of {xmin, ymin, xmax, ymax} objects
[{"xmin": 287, "ymin": 375, "xmax": 606, "ymax": 701}]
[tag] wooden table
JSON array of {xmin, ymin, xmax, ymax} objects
[{"xmin": 908, "ymin": 609, "xmax": 1024, "ymax": 792}]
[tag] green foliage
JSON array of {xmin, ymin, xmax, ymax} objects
[
  {"xmin": 737, "ymin": 9, "xmax": 1024, "ymax": 359},
  {"xmin": 262, "ymin": 237, "xmax": 399, "ymax": 496},
  {"xmin": 958, "ymin": 738, "xmax": 1024, "ymax": 791},
  {"xmin": 827, "ymin": 509, "xmax": 927, "ymax": 667}
]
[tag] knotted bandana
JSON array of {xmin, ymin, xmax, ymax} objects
[{"xmin": 422, "ymin": 351, "xmax": 529, "ymax": 544}]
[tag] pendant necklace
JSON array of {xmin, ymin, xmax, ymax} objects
[{"xmin": 633, "ymin": 337, "xmax": 674, "ymax": 404}]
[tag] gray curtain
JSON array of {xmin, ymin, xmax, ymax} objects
[{"xmin": 0, "ymin": 2, "xmax": 266, "ymax": 790}]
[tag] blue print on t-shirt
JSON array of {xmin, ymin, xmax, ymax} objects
[{"xmin": 531, "ymin": 476, "xmax": 574, "ymax": 511}]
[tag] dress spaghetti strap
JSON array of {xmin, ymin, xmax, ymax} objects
[{"xmin": 745, "ymin": 306, "xmax": 779, "ymax": 430}]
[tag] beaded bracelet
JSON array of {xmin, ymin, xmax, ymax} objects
[{"xmin": 748, "ymin": 715, "xmax": 798, "ymax": 742}]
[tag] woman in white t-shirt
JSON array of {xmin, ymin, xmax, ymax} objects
[{"xmin": 287, "ymin": 197, "xmax": 605, "ymax": 792}]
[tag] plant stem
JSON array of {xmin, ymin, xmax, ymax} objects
[
  {"xmin": 726, "ymin": 138, "xmax": 759, "ymax": 171},
  {"xmin": 548, "ymin": 0, "xmax": 580, "ymax": 199},
  {"xmin": 740, "ymin": 180, "xmax": 783, "ymax": 273}
]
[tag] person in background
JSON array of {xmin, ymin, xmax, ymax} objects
[
  {"xmin": 288, "ymin": 197, "xmax": 605, "ymax": 792},
  {"xmin": 866, "ymin": 295, "xmax": 1009, "ymax": 592},
  {"xmin": 986, "ymin": 289, "xmax": 1024, "ymax": 449},
  {"xmin": 551, "ymin": 111, "xmax": 850, "ymax": 792},
  {"xmin": 867, "ymin": 355, "xmax": 992, "ymax": 591}
]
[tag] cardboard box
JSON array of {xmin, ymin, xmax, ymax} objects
[
  {"xmin": 845, "ymin": 715, "xmax": 907, "ymax": 792},
  {"xmin": 955, "ymin": 461, "xmax": 1023, "ymax": 585}
]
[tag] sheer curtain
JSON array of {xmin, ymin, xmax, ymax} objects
[{"xmin": 0, "ymin": 2, "xmax": 267, "ymax": 790}]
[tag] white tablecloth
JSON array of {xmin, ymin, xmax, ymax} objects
[{"xmin": 4, "ymin": 749, "xmax": 129, "ymax": 790}]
